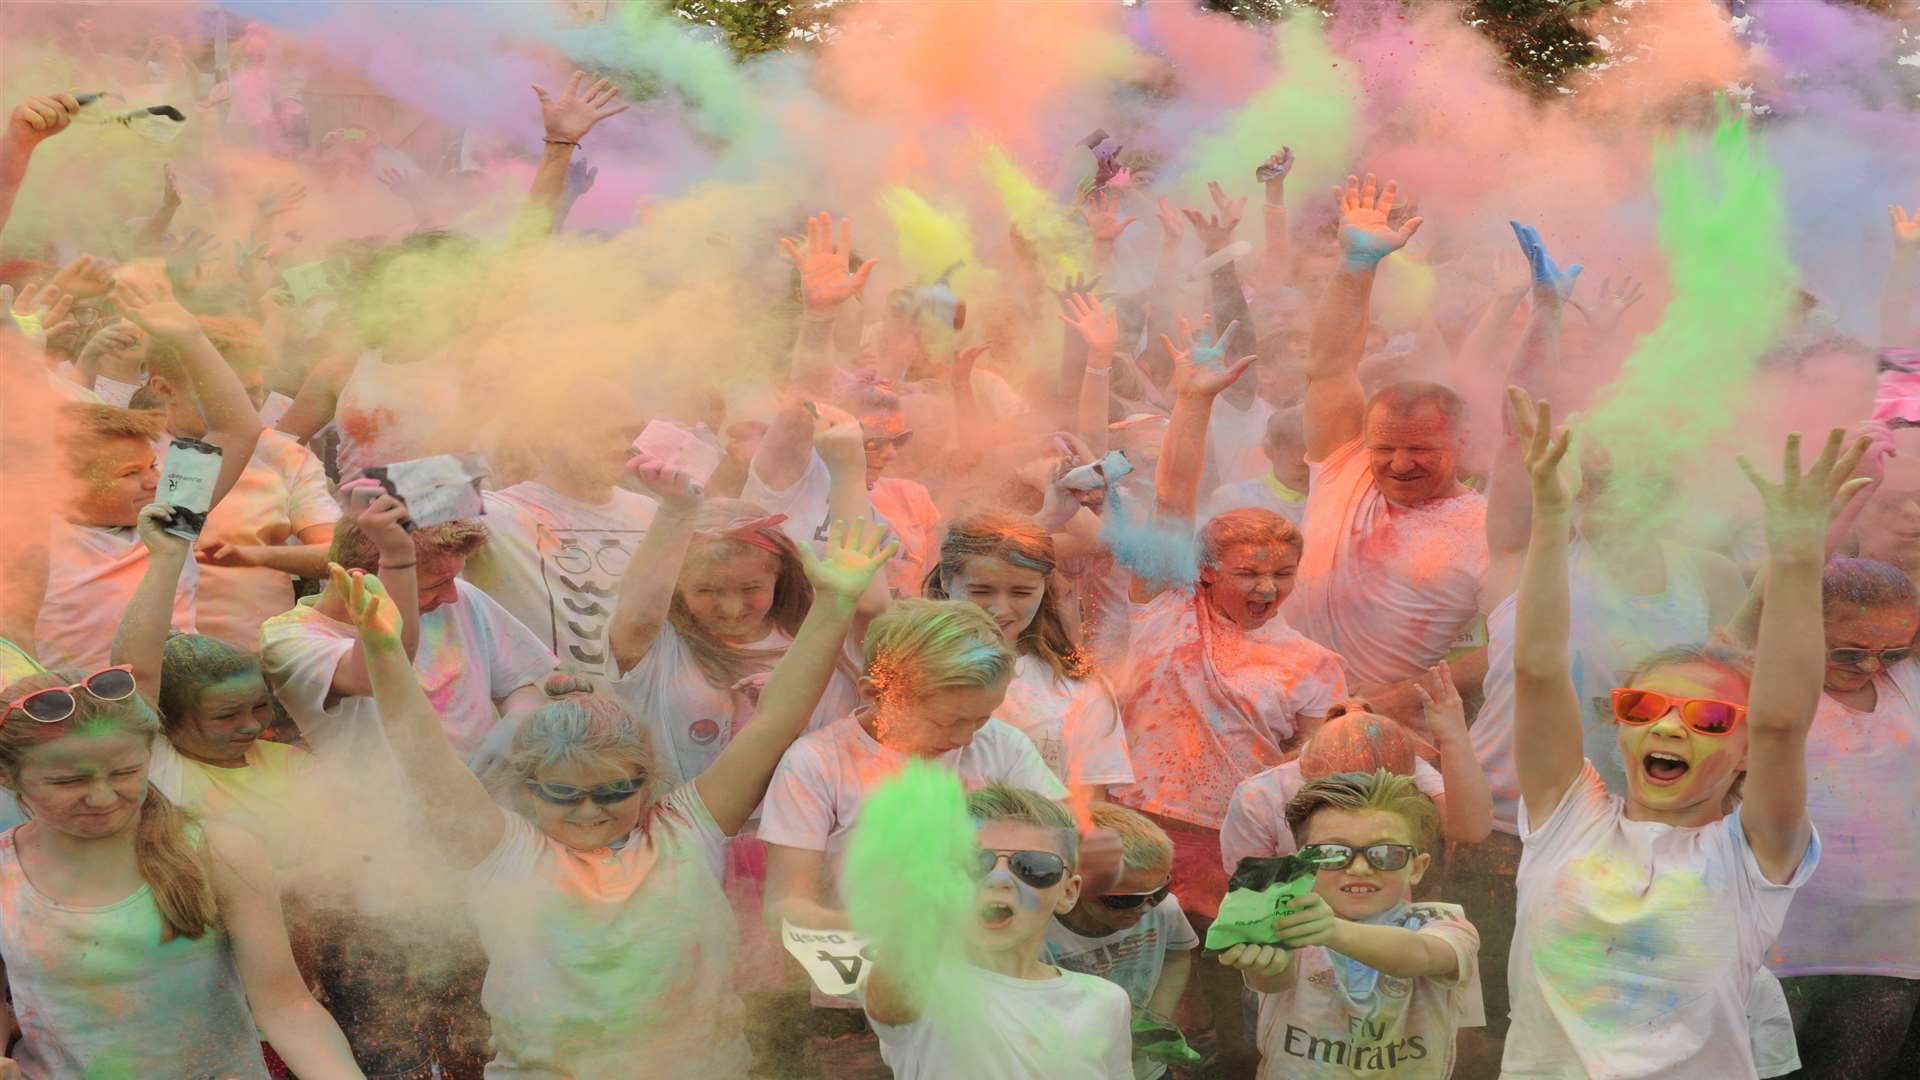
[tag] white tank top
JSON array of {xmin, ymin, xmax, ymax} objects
[{"xmin": 0, "ymin": 826, "xmax": 270, "ymax": 1079}]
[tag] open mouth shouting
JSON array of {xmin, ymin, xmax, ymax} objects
[
  {"xmin": 978, "ymin": 901, "xmax": 1015, "ymax": 931},
  {"xmin": 1643, "ymin": 751, "xmax": 1691, "ymax": 785}
]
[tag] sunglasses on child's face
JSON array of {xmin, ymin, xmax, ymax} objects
[
  {"xmin": 1, "ymin": 666, "xmax": 138, "ymax": 724},
  {"xmin": 1097, "ymin": 882, "xmax": 1171, "ymax": 911},
  {"xmin": 1610, "ymin": 689, "xmax": 1745, "ymax": 736},
  {"xmin": 1297, "ymin": 842, "xmax": 1417, "ymax": 873},
  {"xmin": 973, "ymin": 848, "xmax": 1067, "ymax": 889},
  {"xmin": 1829, "ymin": 646, "xmax": 1913, "ymax": 669},
  {"xmin": 524, "ymin": 775, "xmax": 647, "ymax": 807}
]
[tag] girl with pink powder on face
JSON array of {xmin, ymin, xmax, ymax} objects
[{"xmin": 1503, "ymin": 392, "xmax": 1869, "ymax": 1079}]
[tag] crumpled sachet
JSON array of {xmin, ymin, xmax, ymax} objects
[{"xmin": 1203, "ymin": 854, "xmax": 1322, "ymax": 951}]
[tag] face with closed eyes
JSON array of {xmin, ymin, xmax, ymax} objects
[
  {"xmin": 946, "ymin": 555, "xmax": 1046, "ymax": 645},
  {"xmin": 172, "ymin": 674, "xmax": 273, "ymax": 767},
  {"xmin": 6, "ymin": 730, "xmax": 152, "ymax": 840},
  {"xmin": 678, "ymin": 547, "xmax": 781, "ymax": 644}
]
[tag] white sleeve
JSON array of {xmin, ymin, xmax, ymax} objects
[
  {"xmin": 997, "ymin": 725, "xmax": 1069, "ymax": 799},
  {"xmin": 1515, "ymin": 760, "xmax": 1612, "ymax": 858},
  {"xmin": 1219, "ymin": 777, "xmax": 1291, "ymax": 874},
  {"xmin": 1061, "ymin": 677, "xmax": 1134, "ymax": 787},
  {"xmin": 285, "ymin": 444, "xmax": 343, "ymax": 532},
  {"xmin": 462, "ymin": 584, "xmax": 559, "ymax": 699},
  {"xmin": 1412, "ymin": 757, "xmax": 1446, "ymax": 797},
  {"xmin": 757, "ymin": 739, "xmax": 838, "ymax": 852},
  {"xmin": 261, "ymin": 616, "xmax": 358, "ymax": 721},
  {"xmin": 1159, "ymin": 897, "xmax": 1200, "ymax": 952},
  {"xmin": 655, "ymin": 782, "xmax": 730, "ymax": 882},
  {"xmin": 469, "ymin": 812, "xmax": 549, "ymax": 889}
]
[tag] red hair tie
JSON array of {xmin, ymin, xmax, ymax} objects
[{"xmin": 692, "ymin": 514, "xmax": 791, "ymax": 557}]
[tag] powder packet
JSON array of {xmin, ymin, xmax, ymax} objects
[
  {"xmin": 1203, "ymin": 853, "xmax": 1324, "ymax": 952},
  {"xmin": 155, "ymin": 437, "xmax": 224, "ymax": 539},
  {"xmin": 1132, "ymin": 1012, "xmax": 1203, "ymax": 1067},
  {"xmin": 73, "ymin": 92, "xmax": 187, "ymax": 144},
  {"xmin": 362, "ymin": 452, "xmax": 489, "ymax": 530},
  {"xmin": 1059, "ymin": 449, "xmax": 1133, "ymax": 492},
  {"xmin": 631, "ymin": 419, "xmax": 721, "ymax": 490}
]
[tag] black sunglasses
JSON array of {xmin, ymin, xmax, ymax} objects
[
  {"xmin": 862, "ymin": 431, "xmax": 913, "ymax": 452},
  {"xmin": 524, "ymin": 775, "xmax": 647, "ymax": 807},
  {"xmin": 1297, "ymin": 842, "xmax": 1417, "ymax": 872},
  {"xmin": 1829, "ymin": 646, "xmax": 1912, "ymax": 668},
  {"xmin": 973, "ymin": 848, "xmax": 1067, "ymax": 889},
  {"xmin": 1097, "ymin": 882, "xmax": 1171, "ymax": 911}
]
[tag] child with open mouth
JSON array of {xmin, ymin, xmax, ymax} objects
[{"xmin": 1502, "ymin": 393, "xmax": 1869, "ymax": 1079}]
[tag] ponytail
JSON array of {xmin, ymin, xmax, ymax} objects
[{"xmin": 135, "ymin": 785, "xmax": 219, "ymax": 942}]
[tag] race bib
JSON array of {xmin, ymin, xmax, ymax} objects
[{"xmin": 781, "ymin": 921, "xmax": 875, "ymax": 997}]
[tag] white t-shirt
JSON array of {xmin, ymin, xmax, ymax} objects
[
  {"xmin": 742, "ymin": 451, "xmax": 871, "ymax": 552},
  {"xmin": 1468, "ymin": 594, "xmax": 1522, "ymax": 835},
  {"xmin": 610, "ymin": 621, "xmax": 861, "ymax": 787},
  {"xmin": 467, "ymin": 783, "xmax": 748, "ymax": 1079},
  {"xmin": 1770, "ymin": 659, "xmax": 1920, "ymax": 978},
  {"xmin": 1220, "ymin": 758, "xmax": 1444, "ymax": 874},
  {"xmin": 868, "ymin": 964, "xmax": 1133, "ymax": 1080},
  {"xmin": 1206, "ymin": 394, "xmax": 1276, "ymax": 490},
  {"xmin": 995, "ymin": 655, "xmax": 1134, "ymax": 790},
  {"xmin": 1046, "ymin": 892, "xmax": 1200, "ymax": 1078},
  {"xmin": 1202, "ymin": 473, "xmax": 1307, "ymax": 526},
  {"xmin": 1253, "ymin": 902, "xmax": 1483, "ymax": 1080},
  {"xmin": 195, "ymin": 430, "xmax": 340, "ymax": 648},
  {"xmin": 1285, "ymin": 438, "xmax": 1488, "ymax": 687},
  {"xmin": 868, "ymin": 476, "xmax": 939, "ymax": 598},
  {"xmin": 1503, "ymin": 762, "xmax": 1821, "ymax": 1079},
  {"xmin": 36, "ymin": 521, "xmax": 199, "ymax": 671},
  {"xmin": 462, "ymin": 481, "xmax": 657, "ymax": 675}
]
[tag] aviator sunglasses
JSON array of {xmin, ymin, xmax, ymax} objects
[
  {"xmin": 1610, "ymin": 689, "xmax": 1745, "ymax": 736},
  {"xmin": 1, "ymin": 666, "xmax": 138, "ymax": 724},
  {"xmin": 973, "ymin": 848, "xmax": 1067, "ymax": 889}
]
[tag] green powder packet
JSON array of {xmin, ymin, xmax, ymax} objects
[
  {"xmin": 1203, "ymin": 854, "xmax": 1322, "ymax": 951},
  {"xmin": 1131, "ymin": 1012, "xmax": 1203, "ymax": 1067}
]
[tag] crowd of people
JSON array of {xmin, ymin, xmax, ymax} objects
[{"xmin": 1, "ymin": 6, "xmax": 1918, "ymax": 1079}]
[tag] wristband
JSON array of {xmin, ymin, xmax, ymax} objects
[
  {"xmin": 379, "ymin": 560, "xmax": 417, "ymax": 571},
  {"xmin": 543, "ymin": 138, "xmax": 579, "ymax": 148},
  {"xmin": 1084, "ymin": 364, "xmax": 1112, "ymax": 377}
]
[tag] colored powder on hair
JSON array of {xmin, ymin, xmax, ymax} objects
[
  {"xmin": 1580, "ymin": 110, "xmax": 1798, "ymax": 526},
  {"xmin": 842, "ymin": 760, "xmax": 979, "ymax": 1025},
  {"xmin": 1164, "ymin": 17, "xmax": 1360, "ymax": 205},
  {"xmin": 878, "ymin": 186, "xmax": 987, "ymax": 295},
  {"xmin": 979, "ymin": 143, "xmax": 1088, "ymax": 279}
]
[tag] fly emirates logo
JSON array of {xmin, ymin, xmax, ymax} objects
[{"xmin": 1274, "ymin": 1017, "xmax": 1429, "ymax": 1071}]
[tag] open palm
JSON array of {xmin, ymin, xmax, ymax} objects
[
  {"xmin": 782, "ymin": 212, "xmax": 877, "ymax": 312},
  {"xmin": 800, "ymin": 518, "xmax": 898, "ymax": 602},
  {"xmin": 1336, "ymin": 173, "xmax": 1422, "ymax": 269}
]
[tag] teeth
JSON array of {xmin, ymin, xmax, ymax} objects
[{"xmin": 1648, "ymin": 753, "xmax": 1685, "ymax": 763}]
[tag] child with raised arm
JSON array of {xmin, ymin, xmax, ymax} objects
[
  {"xmin": 863, "ymin": 785, "xmax": 1133, "ymax": 1079},
  {"xmin": 1503, "ymin": 396, "xmax": 1867, "ymax": 1078},
  {"xmin": 335, "ymin": 518, "xmax": 895, "ymax": 1079},
  {"xmin": 1222, "ymin": 770, "xmax": 1482, "ymax": 1078}
]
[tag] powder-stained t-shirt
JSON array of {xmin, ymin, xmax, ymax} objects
[
  {"xmin": 867, "ymin": 964, "xmax": 1133, "ymax": 1080},
  {"xmin": 195, "ymin": 430, "xmax": 340, "ymax": 648},
  {"xmin": 1253, "ymin": 902, "xmax": 1483, "ymax": 1080},
  {"xmin": 1503, "ymin": 762, "xmax": 1820, "ymax": 1079},
  {"xmin": 868, "ymin": 476, "xmax": 940, "ymax": 598},
  {"xmin": 995, "ymin": 655, "xmax": 1134, "ymax": 791},
  {"xmin": 37, "ymin": 521, "xmax": 199, "ymax": 671},
  {"xmin": 1045, "ymin": 894, "xmax": 1199, "ymax": 1008},
  {"xmin": 1285, "ymin": 437, "xmax": 1487, "ymax": 687},
  {"xmin": 468, "ymin": 783, "xmax": 749, "ymax": 1079},
  {"xmin": 462, "ymin": 481, "xmax": 657, "ymax": 675},
  {"xmin": 1111, "ymin": 591, "xmax": 1344, "ymax": 830}
]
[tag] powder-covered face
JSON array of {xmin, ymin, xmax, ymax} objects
[
  {"xmin": 415, "ymin": 552, "xmax": 469, "ymax": 615},
  {"xmin": 1069, "ymin": 860, "xmax": 1170, "ymax": 933},
  {"xmin": 1823, "ymin": 604, "xmax": 1920, "ymax": 696},
  {"xmin": 864, "ymin": 675, "xmax": 1012, "ymax": 757},
  {"xmin": 1198, "ymin": 542, "xmax": 1299, "ymax": 630},
  {"xmin": 1364, "ymin": 402, "xmax": 1459, "ymax": 507},
  {"xmin": 1617, "ymin": 662, "xmax": 1749, "ymax": 822},
  {"xmin": 947, "ymin": 555, "xmax": 1046, "ymax": 645},
  {"xmin": 175, "ymin": 674, "xmax": 272, "ymax": 766},
  {"xmin": 678, "ymin": 548, "xmax": 780, "ymax": 644},
  {"xmin": 861, "ymin": 410, "xmax": 909, "ymax": 486},
  {"xmin": 972, "ymin": 820, "xmax": 1079, "ymax": 955},
  {"xmin": 525, "ymin": 757, "xmax": 650, "ymax": 852},
  {"xmin": 1303, "ymin": 806, "xmax": 1428, "ymax": 920},
  {"xmin": 9, "ymin": 730, "xmax": 152, "ymax": 841},
  {"xmin": 1854, "ymin": 484, "xmax": 1920, "ymax": 572},
  {"xmin": 69, "ymin": 437, "xmax": 159, "ymax": 528}
]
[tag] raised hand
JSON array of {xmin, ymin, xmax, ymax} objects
[
  {"xmin": 950, "ymin": 342, "xmax": 990, "ymax": 385},
  {"xmin": 1256, "ymin": 147, "xmax": 1295, "ymax": 185},
  {"xmin": 1050, "ymin": 272, "xmax": 1102, "ymax": 315},
  {"xmin": 163, "ymin": 228, "xmax": 216, "ymax": 284},
  {"xmin": 1058, "ymin": 292, "xmax": 1119, "ymax": 359},
  {"xmin": 77, "ymin": 320, "xmax": 144, "ymax": 368},
  {"xmin": 159, "ymin": 163, "xmax": 181, "ymax": 208},
  {"xmin": 796, "ymin": 518, "xmax": 899, "ymax": 603},
  {"xmin": 563, "ymin": 158, "xmax": 599, "ymax": 203},
  {"xmin": 1154, "ymin": 196, "xmax": 1185, "ymax": 246},
  {"xmin": 625, "ymin": 450, "xmax": 703, "ymax": 510},
  {"xmin": 1510, "ymin": 387, "xmax": 1572, "ymax": 513},
  {"xmin": 1508, "ymin": 220, "xmax": 1581, "ymax": 302},
  {"xmin": 1163, "ymin": 314, "xmax": 1255, "ymax": 398},
  {"xmin": 51, "ymin": 254, "xmax": 116, "ymax": 299},
  {"xmin": 781, "ymin": 212, "xmax": 877, "ymax": 313},
  {"xmin": 1575, "ymin": 274, "xmax": 1644, "ymax": 332},
  {"xmin": 1891, "ymin": 205, "xmax": 1920, "ymax": 255},
  {"xmin": 376, "ymin": 165, "xmax": 432, "ymax": 205},
  {"xmin": 8, "ymin": 93, "xmax": 80, "ymax": 145},
  {"xmin": 532, "ymin": 71, "xmax": 629, "ymax": 144},
  {"xmin": 1334, "ymin": 173, "xmax": 1423, "ymax": 272},
  {"xmin": 1414, "ymin": 660, "xmax": 1465, "ymax": 741},
  {"xmin": 134, "ymin": 504, "xmax": 190, "ymax": 559},
  {"xmin": 1181, "ymin": 181, "xmax": 1247, "ymax": 253},
  {"xmin": 1080, "ymin": 189, "xmax": 1137, "ymax": 244},
  {"xmin": 329, "ymin": 564, "xmax": 403, "ymax": 649},
  {"xmin": 1739, "ymin": 429, "xmax": 1874, "ymax": 562},
  {"xmin": 111, "ymin": 268, "xmax": 200, "ymax": 342}
]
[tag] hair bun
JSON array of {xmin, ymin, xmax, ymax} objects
[{"xmin": 542, "ymin": 672, "xmax": 597, "ymax": 699}]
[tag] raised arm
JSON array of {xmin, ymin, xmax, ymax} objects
[
  {"xmin": 1156, "ymin": 316, "xmax": 1257, "ymax": 522},
  {"xmin": 1885, "ymin": 205, "xmax": 1919, "ymax": 348},
  {"xmin": 1416, "ymin": 662, "xmax": 1493, "ymax": 844},
  {"xmin": 1739, "ymin": 430, "xmax": 1871, "ymax": 883},
  {"xmin": 1258, "ymin": 148, "xmax": 1294, "ymax": 284},
  {"xmin": 781, "ymin": 212, "xmax": 876, "ymax": 391},
  {"xmin": 1305, "ymin": 175, "xmax": 1423, "ymax": 462},
  {"xmin": 519, "ymin": 72, "xmax": 627, "ymax": 238},
  {"xmin": 1185, "ymin": 181, "xmax": 1257, "ymax": 364},
  {"xmin": 317, "ymin": 491, "xmax": 422, "ymax": 697},
  {"xmin": 274, "ymin": 350, "xmax": 358, "ymax": 442},
  {"xmin": 111, "ymin": 270, "xmax": 263, "ymax": 507},
  {"xmin": 112, "ymin": 507, "xmax": 192, "ymax": 706},
  {"xmin": 1059, "ymin": 290, "xmax": 1118, "ymax": 455},
  {"xmin": 1510, "ymin": 392, "xmax": 1584, "ymax": 824},
  {"xmin": 0, "ymin": 94, "xmax": 78, "ymax": 240},
  {"xmin": 696, "ymin": 519, "xmax": 897, "ymax": 833},
  {"xmin": 1081, "ymin": 189, "xmax": 1137, "ymax": 275},
  {"xmin": 607, "ymin": 455, "xmax": 704, "ymax": 675},
  {"xmin": 334, "ymin": 565, "xmax": 506, "ymax": 868}
]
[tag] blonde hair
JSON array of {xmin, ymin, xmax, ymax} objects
[
  {"xmin": 0, "ymin": 671, "xmax": 218, "ymax": 941},
  {"xmin": 669, "ymin": 498, "xmax": 814, "ymax": 688},
  {"xmin": 863, "ymin": 599, "xmax": 1013, "ymax": 698},
  {"xmin": 56, "ymin": 404, "xmax": 164, "ymax": 477},
  {"xmin": 1199, "ymin": 507, "xmax": 1303, "ymax": 569},
  {"xmin": 1284, "ymin": 768, "xmax": 1439, "ymax": 850},
  {"xmin": 923, "ymin": 512, "xmax": 1089, "ymax": 681},
  {"xmin": 967, "ymin": 784, "xmax": 1078, "ymax": 865},
  {"xmin": 1089, "ymin": 801, "xmax": 1172, "ymax": 873},
  {"xmin": 497, "ymin": 673, "xmax": 664, "ymax": 812}
]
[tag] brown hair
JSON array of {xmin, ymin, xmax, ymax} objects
[
  {"xmin": 55, "ymin": 404, "xmax": 164, "ymax": 477},
  {"xmin": 669, "ymin": 498, "xmax": 814, "ymax": 688},
  {"xmin": 329, "ymin": 516, "xmax": 490, "ymax": 572},
  {"xmin": 1285, "ymin": 768, "xmax": 1439, "ymax": 850},
  {"xmin": 157, "ymin": 635, "xmax": 263, "ymax": 736},
  {"xmin": 922, "ymin": 512, "xmax": 1089, "ymax": 681},
  {"xmin": 0, "ymin": 671, "xmax": 218, "ymax": 941},
  {"xmin": 1199, "ymin": 507, "xmax": 1303, "ymax": 569},
  {"xmin": 1822, "ymin": 557, "xmax": 1920, "ymax": 614}
]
